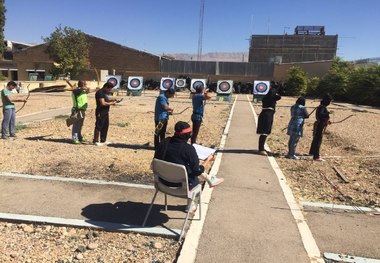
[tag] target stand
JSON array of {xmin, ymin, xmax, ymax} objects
[
  {"xmin": 127, "ymin": 76, "xmax": 144, "ymax": 96},
  {"xmin": 160, "ymin": 77, "xmax": 175, "ymax": 94},
  {"xmin": 216, "ymin": 80, "xmax": 233, "ymax": 101},
  {"xmin": 252, "ymin": 80, "xmax": 270, "ymax": 103}
]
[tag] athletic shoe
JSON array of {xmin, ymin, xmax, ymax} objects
[
  {"xmin": 1, "ymin": 136, "xmax": 9, "ymax": 140},
  {"xmin": 258, "ymin": 150, "xmax": 268, "ymax": 156},
  {"xmin": 73, "ymin": 139, "xmax": 80, "ymax": 144},
  {"xmin": 208, "ymin": 176, "xmax": 224, "ymax": 188},
  {"xmin": 285, "ymin": 154, "xmax": 300, "ymax": 160},
  {"xmin": 95, "ymin": 142, "xmax": 105, "ymax": 146},
  {"xmin": 313, "ymin": 157, "xmax": 325, "ymax": 162},
  {"xmin": 103, "ymin": 141, "xmax": 112, "ymax": 145}
]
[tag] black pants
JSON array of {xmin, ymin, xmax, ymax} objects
[
  {"xmin": 154, "ymin": 120, "xmax": 168, "ymax": 149},
  {"xmin": 309, "ymin": 123, "xmax": 324, "ymax": 159},
  {"xmin": 191, "ymin": 120, "xmax": 202, "ymax": 144},
  {"xmin": 94, "ymin": 112, "xmax": 109, "ymax": 143},
  {"xmin": 258, "ymin": 134, "xmax": 267, "ymax": 152}
]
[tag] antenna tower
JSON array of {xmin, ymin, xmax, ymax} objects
[{"xmin": 197, "ymin": 0, "xmax": 205, "ymax": 61}]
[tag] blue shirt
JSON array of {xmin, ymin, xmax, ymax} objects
[
  {"xmin": 154, "ymin": 94, "xmax": 169, "ymax": 121},
  {"xmin": 191, "ymin": 94, "xmax": 204, "ymax": 121},
  {"xmin": 287, "ymin": 104, "xmax": 309, "ymax": 136}
]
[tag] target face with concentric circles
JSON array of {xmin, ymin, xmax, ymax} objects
[
  {"xmin": 107, "ymin": 77, "xmax": 118, "ymax": 88},
  {"xmin": 176, "ymin": 79, "xmax": 185, "ymax": 87},
  {"xmin": 162, "ymin": 79, "xmax": 174, "ymax": 89},
  {"xmin": 219, "ymin": 81, "xmax": 231, "ymax": 92},
  {"xmin": 192, "ymin": 81, "xmax": 204, "ymax": 90},
  {"xmin": 129, "ymin": 78, "xmax": 141, "ymax": 89},
  {"xmin": 254, "ymin": 82, "xmax": 268, "ymax": 94}
]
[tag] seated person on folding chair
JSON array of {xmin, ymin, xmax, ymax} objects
[{"xmin": 154, "ymin": 121, "xmax": 224, "ymax": 191}]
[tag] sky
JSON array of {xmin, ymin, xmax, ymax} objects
[{"xmin": 4, "ymin": 0, "xmax": 380, "ymax": 61}]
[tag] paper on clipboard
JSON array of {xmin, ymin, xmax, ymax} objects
[{"xmin": 192, "ymin": 143, "xmax": 216, "ymax": 160}]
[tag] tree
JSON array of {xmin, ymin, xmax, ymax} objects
[
  {"xmin": 0, "ymin": 0, "xmax": 6, "ymax": 58},
  {"xmin": 317, "ymin": 58, "xmax": 354, "ymax": 100},
  {"xmin": 285, "ymin": 66, "xmax": 308, "ymax": 96},
  {"xmin": 43, "ymin": 25, "xmax": 90, "ymax": 79}
]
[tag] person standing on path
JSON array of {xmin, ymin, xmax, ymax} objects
[
  {"xmin": 1, "ymin": 81, "xmax": 27, "ymax": 139},
  {"xmin": 191, "ymin": 84, "xmax": 212, "ymax": 144},
  {"xmin": 256, "ymin": 81, "xmax": 282, "ymax": 156},
  {"xmin": 71, "ymin": 80, "xmax": 95, "ymax": 144},
  {"xmin": 154, "ymin": 88, "xmax": 175, "ymax": 149},
  {"xmin": 309, "ymin": 94, "xmax": 333, "ymax": 161},
  {"xmin": 285, "ymin": 97, "xmax": 309, "ymax": 159},
  {"xmin": 93, "ymin": 82, "xmax": 121, "ymax": 146}
]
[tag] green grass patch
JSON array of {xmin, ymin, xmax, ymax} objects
[
  {"xmin": 15, "ymin": 124, "xmax": 28, "ymax": 132},
  {"xmin": 112, "ymin": 122, "xmax": 129, "ymax": 128},
  {"xmin": 55, "ymin": 114, "xmax": 70, "ymax": 119}
]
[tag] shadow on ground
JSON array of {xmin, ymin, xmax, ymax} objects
[{"xmin": 81, "ymin": 201, "xmax": 187, "ymax": 227}]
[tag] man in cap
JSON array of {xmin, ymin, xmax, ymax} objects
[
  {"xmin": 1, "ymin": 81, "xmax": 27, "ymax": 139},
  {"xmin": 154, "ymin": 121, "xmax": 224, "ymax": 190},
  {"xmin": 191, "ymin": 84, "xmax": 212, "ymax": 144},
  {"xmin": 154, "ymin": 88, "xmax": 175, "ymax": 149}
]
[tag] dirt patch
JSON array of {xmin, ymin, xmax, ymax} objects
[
  {"xmin": 255, "ymin": 97, "xmax": 380, "ymax": 207},
  {"xmin": 0, "ymin": 90, "xmax": 231, "ymax": 262}
]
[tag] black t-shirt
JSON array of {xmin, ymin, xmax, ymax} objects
[
  {"xmin": 95, "ymin": 89, "xmax": 110, "ymax": 115},
  {"xmin": 154, "ymin": 137, "xmax": 205, "ymax": 189}
]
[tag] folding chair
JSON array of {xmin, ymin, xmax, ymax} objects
[{"xmin": 142, "ymin": 158, "xmax": 202, "ymax": 240}]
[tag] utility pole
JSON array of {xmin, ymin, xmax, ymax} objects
[{"xmin": 197, "ymin": 0, "xmax": 205, "ymax": 61}]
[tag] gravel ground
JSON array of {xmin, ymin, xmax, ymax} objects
[
  {"xmin": 0, "ymin": 222, "xmax": 180, "ymax": 262},
  {"xmin": 0, "ymin": 90, "xmax": 231, "ymax": 262},
  {"xmin": 254, "ymin": 96, "xmax": 380, "ymax": 207}
]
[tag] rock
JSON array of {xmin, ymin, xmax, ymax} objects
[
  {"xmin": 86, "ymin": 231, "xmax": 94, "ymax": 239},
  {"xmin": 76, "ymin": 253, "xmax": 84, "ymax": 260},
  {"xmin": 87, "ymin": 243, "xmax": 98, "ymax": 250},
  {"xmin": 23, "ymin": 225, "xmax": 34, "ymax": 233},
  {"xmin": 152, "ymin": 241, "xmax": 163, "ymax": 249},
  {"xmin": 76, "ymin": 245, "xmax": 86, "ymax": 253},
  {"xmin": 126, "ymin": 243, "xmax": 134, "ymax": 251},
  {"xmin": 68, "ymin": 228, "xmax": 77, "ymax": 236}
]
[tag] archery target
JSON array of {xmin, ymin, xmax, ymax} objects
[
  {"xmin": 175, "ymin": 78, "xmax": 186, "ymax": 88},
  {"xmin": 253, "ymin": 80, "xmax": 270, "ymax": 95},
  {"xmin": 190, "ymin": 79, "xmax": 207, "ymax": 93},
  {"xmin": 160, "ymin": 77, "xmax": 175, "ymax": 91},
  {"xmin": 106, "ymin": 75, "xmax": 122, "ymax": 89},
  {"xmin": 128, "ymin": 76, "xmax": 143, "ymax": 90},
  {"xmin": 217, "ymin": 80, "xmax": 233, "ymax": 94}
]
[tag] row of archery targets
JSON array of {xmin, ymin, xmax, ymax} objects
[{"xmin": 105, "ymin": 75, "xmax": 271, "ymax": 101}]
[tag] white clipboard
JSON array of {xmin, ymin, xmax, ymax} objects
[{"xmin": 192, "ymin": 144, "xmax": 216, "ymax": 160}]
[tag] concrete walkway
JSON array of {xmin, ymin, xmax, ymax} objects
[{"xmin": 195, "ymin": 96, "xmax": 311, "ymax": 262}]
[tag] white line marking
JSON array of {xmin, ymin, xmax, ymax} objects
[
  {"xmin": 0, "ymin": 172, "xmax": 155, "ymax": 189},
  {"xmin": 247, "ymin": 95, "xmax": 323, "ymax": 263},
  {"xmin": 177, "ymin": 95, "xmax": 238, "ymax": 263},
  {"xmin": 300, "ymin": 201, "xmax": 376, "ymax": 212},
  {"xmin": 0, "ymin": 212, "xmax": 180, "ymax": 237}
]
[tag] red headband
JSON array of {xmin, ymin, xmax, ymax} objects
[{"xmin": 178, "ymin": 127, "xmax": 192, "ymax": 134}]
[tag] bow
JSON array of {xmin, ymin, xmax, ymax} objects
[
  {"xmin": 172, "ymin": 106, "xmax": 191, "ymax": 115},
  {"xmin": 331, "ymin": 114, "xmax": 354, "ymax": 124},
  {"xmin": 16, "ymin": 84, "xmax": 30, "ymax": 114},
  {"xmin": 93, "ymin": 67, "xmax": 100, "ymax": 88}
]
